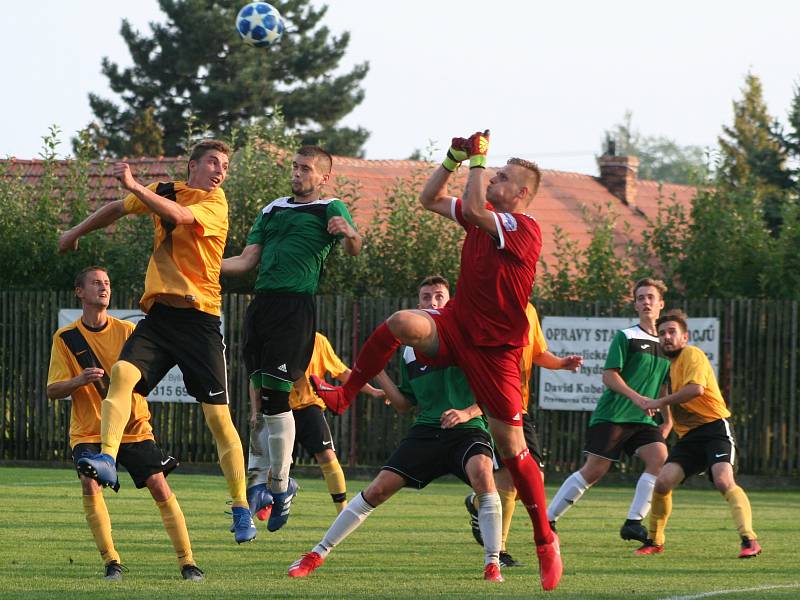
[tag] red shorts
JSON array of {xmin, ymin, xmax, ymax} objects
[{"xmin": 419, "ymin": 306, "xmax": 524, "ymax": 426}]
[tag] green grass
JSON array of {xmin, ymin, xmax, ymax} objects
[{"xmin": 0, "ymin": 466, "xmax": 797, "ymax": 599}]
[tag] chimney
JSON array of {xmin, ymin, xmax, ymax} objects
[{"xmin": 598, "ymin": 143, "xmax": 640, "ymax": 207}]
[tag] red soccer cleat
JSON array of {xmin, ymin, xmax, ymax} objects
[
  {"xmin": 536, "ymin": 533, "xmax": 563, "ymax": 591},
  {"xmin": 483, "ymin": 562, "xmax": 504, "ymax": 582},
  {"xmin": 256, "ymin": 505, "xmax": 272, "ymax": 521},
  {"xmin": 738, "ymin": 537, "xmax": 762, "ymax": 558},
  {"xmin": 288, "ymin": 552, "xmax": 324, "ymax": 578},
  {"xmin": 635, "ymin": 540, "xmax": 664, "ymax": 555},
  {"xmin": 310, "ymin": 375, "xmax": 353, "ymax": 415}
]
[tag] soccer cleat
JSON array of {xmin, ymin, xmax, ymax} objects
[
  {"xmin": 738, "ymin": 537, "xmax": 762, "ymax": 558},
  {"xmin": 181, "ymin": 564, "xmax": 205, "ymax": 582},
  {"xmin": 464, "ymin": 493, "xmax": 484, "ymax": 546},
  {"xmin": 77, "ymin": 453, "xmax": 120, "ymax": 492},
  {"xmin": 634, "ymin": 539, "xmax": 664, "ymax": 555},
  {"xmin": 499, "ymin": 551, "xmax": 524, "ymax": 568},
  {"xmin": 620, "ymin": 519, "xmax": 649, "ymax": 543},
  {"xmin": 103, "ymin": 561, "xmax": 125, "ymax": 581},
  {"xmin": 536, "ymin": 533, "xmax": 563, "ymax": 592},
  {"xmin": 288, "ymin": 552, "xmax": 324, "ymax": 577},
  {"xmin": 483, "ymin": 562, "xmax": 504, "ymax": 582},
  {"xmin": 268, "ymin": 477, "xmax": 299, "ymax": 532},
  {"xmin": 549, "ymin": 520, "xmax": 558, "ymax": 534},
  {"xmin": 247, "ymin": 483, "xmax": 274, "ymax": 518},
  {"xmin": 231, "ymin": 506, "xmax": 257, "ymax": 543},
  {"xmin": 310, "ymin": 375, "xmax": 353, "ymax": 415}
]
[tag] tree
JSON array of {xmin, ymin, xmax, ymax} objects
[
  {"xmin": 77, "ymin": 0, "xmax": 369, "ymax": 158},
  {"xmin": 602, "ymin": 111, "xmax": 708, "ymax": 184},
  {"xmin": 718, "ymin": 73, "xmax": 793, "ymax": 234}
]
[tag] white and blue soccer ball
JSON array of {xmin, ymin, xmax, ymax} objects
[{"xmin": 236, "ymin": 2, "xmax": 285, "ymax": 47}]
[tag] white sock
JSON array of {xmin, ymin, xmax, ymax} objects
[
  {"xmin": 477, "ymin": 492, "xmax": 502, "ymax": 566},
  {"xmin": 247, "ymin": 412, "xmax": 270, "ymax": 487},
  {"xmin": 627, "ymin": 472, "xmax": 657, "ymax": 520},
  {"xmin": 265, "ymin": 411, "xmax": 295, "ymax": 494},
  {"xmin": 547, "ymin": 471, "xmax": 591, "ymax": 521},
  {"xmin": 312, "ymin": 492, "xmax": 375, "ymax": 558}
]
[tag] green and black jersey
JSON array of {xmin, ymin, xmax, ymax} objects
[
  {"xmin": 589, "ymin": 325, "xmax": 670, "ymax": 427},
  {"xmin": 398, "ymin": 347, "xmax": 488, "ymax": 432},
  {"xmin": 246, "ymin": 196, "xmax": 356, "ymax": 294}
]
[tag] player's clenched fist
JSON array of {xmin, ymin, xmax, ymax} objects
[
  {"xmin": 466, "ymin": 130, "xmax": 490, "ymax": 169},
  {"xmin": 327, "ymin": 216, "xmax": 356, "ymax": 239},
  {"xmin": 442, "ymin": 137, "xmax": 470, "ymax": 172},
  {"xmin": 112, "ymin": 162, "xmax": 138, "ymax": 191}
]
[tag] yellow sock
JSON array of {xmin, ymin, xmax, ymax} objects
[
  {"xmin": 498, "ymin": 488, "xmax": 517, "ymax": 552},
  {"xmin": 156, "ymin": 494, "xmax": 194, "ymax": 568},
  {"xmin": 649, "ymin": 491, "xmax": 672, "ymax": 546},
  {"xmin": 82, "ymin": 493, "xmax": 120, "ymax": 565},
  {"xmin": 724, "ymin": 485, "xmax": 757, "ymax": 540},
  {"xmin": 202, "ymin": 403, "xmax": 247, "ymax": 507},
  {"xmin": 100, "ymin": 361, "xmax": 141, "ymax": 458},
  {"xmin": 320, "ymin": 458, "xmax": 347, "ymax": 513}
]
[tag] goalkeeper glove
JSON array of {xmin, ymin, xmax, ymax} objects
[
  {"xmin": 442, "ymin": 138, "xmax": 469, "ymax": 172},
  {"xmin": 466, "ymin": 130, "xmax": 490, "ymax": 169}
]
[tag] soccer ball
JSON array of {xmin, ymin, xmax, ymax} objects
[{"xmin": 236, "ymin": 2, "xmax": 284, "ymax": 47}]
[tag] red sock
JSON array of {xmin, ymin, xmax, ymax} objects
[
  {"xmin": 342, "ymin": 322, "xmax": 401, "ymax": 399},
  {"xmin": 504, "ymin": 448, "xmax": 553, "ymax": 546}
]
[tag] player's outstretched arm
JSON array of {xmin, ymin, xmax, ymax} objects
[
  {"xmin": 373, "ymin": 371, "xmax": 413, "ymax": 414},
  {"xmin": 58, "ymin": 200, "xmax": 127, "ymax": 253},
  {"xmin": 419, "ymin": 138, "xmax": 469, "ymax": 218},
  {"xmin": 440, "ymin": 403, "xmax": 483, "ymax": 429},
  {"xmin": 113, "ymin": 162, "xmax": 194, "ymax": 226},
  {"xmin": 46, "ymin": 367, "xmax": 105, "ymax": 399},
  {"xmin": 460, "ymin": 130, "xmax": 500, "ymax": 235},
  {"xmin": 337, "ymin": 369, "xmax": 385, "ymax": 400},
  {"xmin": 533, "ymin": 351, "xmax": 583, "ymax": 372},
  {"xmin": 221, "ymin": 243, "xmax": 262, "ymax": 275},
  {"xmin": 647, "ymin": 384, "xmax": 704, "ymax": 410}
]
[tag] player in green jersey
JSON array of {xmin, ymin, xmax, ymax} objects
[
  {"xmin": 287, "ymin": 276, "xmax": 506, "ymax": 583},
  {"xmin": 222, "ymin": 146, "xmax": 362, "ymax": 532},
  {"xmin": 547, "ymin": 278, "xmax": 673, "ymax": 543}
]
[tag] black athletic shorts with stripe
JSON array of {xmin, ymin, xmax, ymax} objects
[
  {"xmin": 243, "ymin": 292, "xmax": 315, "ymax": 385},
  {"xmin": 584, "ymin": 421, "xmax": 665, "ymax": 461},
  {"xmin": 120, "ymin": 303, "xmax": 229, "ymax": 404},
  {"xmin": 72, "ymin": 440, "xmax": 178, "ymax": 489},
  {"xmin": 382, "ymin": 425, "xmax": 493, "ymax": 489},
  {"xmin": 293, "ymin": 405, "xmax": 335, "ymax": 455},
  {"xmin": 668, "ymin": 418, "xmax": 737, "ymax": 481}
]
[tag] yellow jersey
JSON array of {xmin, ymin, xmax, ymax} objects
[
  {"xmin": 123, "ymin": 181, "xmax": 228, "ymax": 316},
  {"xmin": 47, "ymin": 317, "xmax": 153, "ymax": 448},
  {"xmin": 290, "ymin": 333, "xmax": 349, "ymax": 411},
  {"xmin": 520, "ymin": 303, "xmax": 548, "ymax": 412},
  {"xmin": 669, "ymin": 345, "xmax": 731, "ymax": 438}
]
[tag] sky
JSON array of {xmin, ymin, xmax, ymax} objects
[{"xmin": 2, "ymin": 0, "xmax": 798, "ymax": 175}]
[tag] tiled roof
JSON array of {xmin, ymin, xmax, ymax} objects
[{"xmin": 1, "ymin": 154, "xmax": 696, "ymax": 259}]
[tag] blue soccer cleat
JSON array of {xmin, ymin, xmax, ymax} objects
[
  {"xmin": 231, "ymin": 506, "xmax": 257, "ymax": 544},
  {"xmin": 77, "ymin": 453, "xmax": 120, "ymax": 492},
  {"xmin": 267, "ymin": 477, "xmax": 299, "ymax": 532},
  {"xmin": 247, "ymin": 483, "xmax": 273, "ymax": 519}
]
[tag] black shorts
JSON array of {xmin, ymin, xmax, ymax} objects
[
  {"xmin": 584, "ymin": 421, "xmax": 665, "ymax": 462},
  {"xmin": 120, "ymin": 303, "xmax": 229, "ymax": 404},
  {"xmin": 667, "ymin": 418, "xmax": 737, "ymax": 480},
  {"xmin": 293, "ymin": 405, "xmax": 334, "ymax": 455},
  {"xmin": 494, "ymin": 413, "xmax": 545, "ymax": 469},
  {"xmin": 72, "ymin": 440, "xmax": 178, "ymax": 489},
  {"xmin": 243, "ymin": 293, "xmax": 315, "ymax": 385},
  {"xmin": 382, "ymin": 425, "xmax": 493, "ymax": 489}
]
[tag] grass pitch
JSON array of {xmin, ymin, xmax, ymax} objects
[{"xmin": 0, "ymin": 466, "xmax": 797, "ymax": 599}]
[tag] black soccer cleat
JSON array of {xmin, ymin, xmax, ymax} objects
[
  {"xmin": 620, "ymin": 519, "xmax": 648, "ymax": 543},
  {"xmin": 103, "ymin": 561, "xmax": 126, "ymax": 581},
  {"xmin": 181, "ymin": 564, "xmax": 205, "ymax": 582},
  {"xmin": 464, "ymin": 493, "xmax": 484, "ymax": 546},
  {"xmin": 499, "ymin": 551, "xmax": 524, "ymax": 568}
]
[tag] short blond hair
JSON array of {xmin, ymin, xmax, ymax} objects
[{"xmin": 507, "ymin": 157, "xmax": 541, "ymax": 198}]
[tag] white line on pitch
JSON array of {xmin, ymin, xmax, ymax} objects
[{"xmin": 659, "ymin": 583, "xmax": 800, "ymax": 600}]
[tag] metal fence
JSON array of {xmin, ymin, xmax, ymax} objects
[{"xmin": 1, "ymin": 292, "xmax": 797, "ymax": 476}]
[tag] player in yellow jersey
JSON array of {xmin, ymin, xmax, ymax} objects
[
  {"xmin": 465, "ymin": 303, "xmax": 582, "ymax": 567},
  {"xmin": 47, "ymin": 266, "xmax": 203, "ymax": 582},
  {"xmin": 58, "ymin": 140, "xmax": 255, "ymax": 543},
  {"xmin": 634, "ymin": 309, "xmax": 761, "ymax": 558},
  {"xmin": 247, "ymin": 332, "xmax": 384, "ymax": 518}
]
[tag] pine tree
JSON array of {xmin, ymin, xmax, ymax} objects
[{"xmin": 76, "ymin": 0, "xmax": 369, "ymax": 157}]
